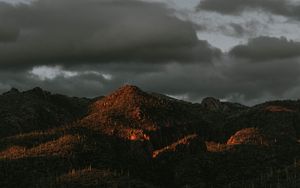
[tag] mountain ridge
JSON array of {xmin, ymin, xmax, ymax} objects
[{"xmin": 0, "ymin": 85, "xmax": 300, "ymax": 187}]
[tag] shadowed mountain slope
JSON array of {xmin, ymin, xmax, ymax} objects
[{"xmin": 0, "ymin": 87, "xmax": 90, "ymax": 138}]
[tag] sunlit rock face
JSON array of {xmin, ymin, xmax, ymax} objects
[
  {"xmin": 227, "ymin": 128, "xmax": 270, "ymax": 146},
  {"xmin": 152, "ymin": 134, "xmax": 206, "ymax": 159}
]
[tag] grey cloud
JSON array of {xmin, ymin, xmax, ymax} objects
[
  {"xmin": 229, "ymin": 23, "xmax": 246, "ymax": 37},
  {"xmin": 217, "ymin": 23, "xmax": 248, "ymax": 38},
  {"xmin": 229, "ymin": 36, "xmax": 300, "ymax": 61},
  {"xmin": 0, "ymin": 25, "xmax": 19, "ymax": 42},
  {"xmin": 221, "ymin": 59, "xmax": 300, "ymax": 101},
  {"xmin": 0, "ymin": 2, "xmax": 19, "ymax": 42},
  {"xmin": 0, "ymin": 0, "xmax": 221, "ymax": 69},
  {"xmin": 197, "ymin": 0, "xmax": 300, "ymax": 20}
]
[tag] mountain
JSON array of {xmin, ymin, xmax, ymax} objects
[
  {"xmin": 201, "ymin": 97, "xmax": 247, "ymax": 113},
  {"xmin": 81, "ymin": 85, "xmax": 209, "ymax": 150},
  {"xmin": 0, "ymin": 85, "xmax": 299, "ymax": 188}
]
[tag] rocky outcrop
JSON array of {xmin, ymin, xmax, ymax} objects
[
  {"xmin": 227, "ymin": 128, "xmax": 270, "ymax": 146},
  {"xmin": 152, "ymin": 134, "xmax": 206, "ymax": 159}
]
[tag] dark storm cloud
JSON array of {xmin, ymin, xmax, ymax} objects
[
  {"xmin": 220, "ymin": 59, "xmax": 300, "ymax": 102},
  {"xmin": 0, "ymin": 0, "xmax": 221, "ymax": 69},
  {"xmin": 0, "ymin": 67, "xmax": 113, "ymax": 97},
  {"xmin": 197, "ymin": 0, "xmax": 300, "ymax": 20},
  {"xmin": 0, "ymin": 25, "xmax": 19, "ymax": 42},
  {"xmin": 0, "ymin": 2, "xmax": 19, "ymax": 42},
  {"xmin": 229, "ymin": 36, "xmax": 300, "ymax": 61}
]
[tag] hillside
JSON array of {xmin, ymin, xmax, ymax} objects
[
  {"xmin": 0, "ymin": 85, "xmax": 299, "ymax": 187},
  {"xmin": 0, "ymin": 87, "xmax": 90, "ymax": 138},
  {"xmin": 81, "ymin": 85, "xmax": 210, "ymax": 150}
]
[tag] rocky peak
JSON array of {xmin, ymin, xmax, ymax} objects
[
  {"xmin": 227, "ymin": 128, "xmax": 270, "ymax": 146},
  {"xmin": 30, "ymin": 87, "xmax": 45, "ymax": 93},
  {"xmin": 90, "ymin": 85, "xmax": 150, "ymax": 113},
  {"xmin": 201, "ymin": 97, "xmax": 222, "ymax": 111},
  {"xmin": 116, "ymin": 85, "xmax": 143, "ymax": 94},
  {"xmin": 3, "ymin": 88, "xmax": 20, "ymax": 96},
  {"xmin": 109, "ymin": 85, "xmax": 146, "ymax": 100},
  {"xmin": 25, "ymin": 87, "xmax": 50, "ymax": 98}
]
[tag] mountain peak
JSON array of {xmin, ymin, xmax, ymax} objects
[
  {"xmin": 84, "ymin": 85, "xmax": 208, "ymax": 146},
  {"xmin": 25, "ymin": 87, "xmax": 51, "ymax": 97},
  {"xmin": 201, "ymin": 97, "xmax": 222, "ymax": 111},
  {"xmin": 89, "ymin": 85, "xmax": 149, "ymax": 114},
  {"xmin": 30, "ymin": 87, "xmax": 45, "ymax": 93},
  {"xmin": 113, "ymin": 85, "xmax": 144, "ymax": 96},
  {"xmin": 227, "ymin": 128, "xmax": 270, "ymax": 146},
  {"xmin": 95, "ymin": 85, "xmax": 148, "ymax": 106},
  {"xmin": 3, "ymin": 88, "xmax": 20, "ymax": 95}
]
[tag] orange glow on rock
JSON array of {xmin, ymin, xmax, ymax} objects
[{"xmin": 130, "ymin": 135, "xmax": 137, "ymax": 141}]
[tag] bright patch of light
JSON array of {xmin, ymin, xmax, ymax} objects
[
  {"xmin": 102, "ymin": 73, "xmax": 113, "ymax": 81},
  {"xmin": 83, "ymin": 71, "xmax": 113, "ymax": 80},
  {"xmin": 29, "ymin": 66, "xmax": 78, "ymax": 81},
  {"xmin": 166, "ymin": 93, "xmax": 190, "ymax": 101},
  {"xmin": 29, "ymin": 66, "xmax": 113, "ymax": 81}
]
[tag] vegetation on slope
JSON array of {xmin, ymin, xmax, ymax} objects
[{"xmin": 0, "ymin": 85, "xmax": 300, "ymax": 187}]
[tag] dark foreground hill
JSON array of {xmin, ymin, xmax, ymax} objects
[
  {"xmin": 0, "ymin": 87, "xmax": 90, "ymax": 138},
  {"xmin": 0, "ymin": 85, "xmax": 299, "ymax": 188}
]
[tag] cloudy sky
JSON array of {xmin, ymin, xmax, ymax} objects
[{"xmin": 1, "ymin": 0, "xmax": 300, "ymax": 105}]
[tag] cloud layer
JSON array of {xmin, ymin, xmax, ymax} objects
[{"xmin": 0, "ymin": 0, "xmax": 220, "ymax": 69}]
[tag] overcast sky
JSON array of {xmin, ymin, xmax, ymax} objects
[{"xmin": 0, "ymin": 0, "xmax": 300, "ymax": 105}]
